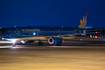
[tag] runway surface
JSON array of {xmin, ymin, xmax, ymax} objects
[{"xmin": 0, "ymin": 44, "xmax": 105, "ymax": 70}]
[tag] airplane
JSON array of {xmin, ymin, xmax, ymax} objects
[{"xmin": 2, "ymin": 12, "xmax": 88, "ymax": 47}]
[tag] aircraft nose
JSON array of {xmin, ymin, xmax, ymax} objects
[
  {"xmin": 2, "ymin": 33, "xmax": 8, "ymax": 39},
  {"xmin": 2, "ymin": 33, "xmax": 5, "ymax": 39}
]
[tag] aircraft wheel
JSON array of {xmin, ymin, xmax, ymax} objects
[
  {"xmin": 38, "ymin": 42, "xmax": 44, "ymax": 46},
  {"xmin": 13, "ymin": 43, "xmax": 16, "ymax": 47},
  {"xmin": 56, "ymin": 42, "xmax": 62, "ymax": 46},
  {"xmin": 13, "ymin": 44, "xmax": 16, "ymax": 47}
]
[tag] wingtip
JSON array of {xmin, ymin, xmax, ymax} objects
[{"xmin": 85, "ymin": 12, "xmax": 87, "ymax": 14}]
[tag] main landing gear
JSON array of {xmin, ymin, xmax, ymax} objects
[
  {"xmin": 38, "ymin": 41, "xmax": 44, "ymax": 46},
  {"xmin": 56, "ymin": 41, "xmax": 62, "ymax": 46},
  {"xmin": 13, "ymin": 43, "xmax": 16, "ymax": 47},
  {"xmin": 12, "ymin": 40, "xmax": 16, "ymax": 47}
]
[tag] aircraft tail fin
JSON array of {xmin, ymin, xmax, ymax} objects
[{"xmin": 78, "ymin": 12, "xmax": 87, "ymax": 29}]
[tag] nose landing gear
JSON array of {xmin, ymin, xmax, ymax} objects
[
  {"xmin": 12, "ymin": 40, "xmax": 16, "ymax": 47},
  {"xmin": 13, "ymin": 43, "xmax": 16, "ymax": 47}
]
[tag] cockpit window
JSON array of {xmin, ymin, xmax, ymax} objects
[{"xmin": 6, "ymin": 31, "xmax": 14, "ymax": 33}]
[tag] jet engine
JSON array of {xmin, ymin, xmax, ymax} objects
[
  {"xmin": 21, "ymin": 40, "xmax": 35, "ymax": 43},
  {"xmin": 48, "ymin": 37, "xmax": 62, "ymax": 45}
]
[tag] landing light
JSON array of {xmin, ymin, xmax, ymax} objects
[
  {"xmin": 21, "ymin": 40, "xmax": 25, "ymax": 43},
  {"xmin": 33, "ymin": 33, "xmax": 36, "ymax": 35},
  {"xmin": 12, "ymin": 40, "xmax": 16, "ymax": 43},
  {"xmin": 2, "ymin": 38, "xmax": 4, "ymax": 40}
]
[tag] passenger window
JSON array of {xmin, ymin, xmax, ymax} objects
[
  {"xmin": 11, "ymin": 31, "xmax": 13, "ymax": 33},
  {"xmin": 22, "ymin": 29, "xmax": 25, "ymax": 31},
  {"xmin": 6, "ymin": 31, "xmax": 13, "ymax": 33}
]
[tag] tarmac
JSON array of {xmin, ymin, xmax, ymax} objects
[
  {"xmin": 0, "ymin": 43, "xmax": 105, "ymax": 70},
  {"xmin": 0, "ymin": 36, "xmax": 105, "ymax": 70}
]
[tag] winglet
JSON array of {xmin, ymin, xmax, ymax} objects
[{"xmin": 78, "ymin": 12, "xmax": 87, "ymax": 29}]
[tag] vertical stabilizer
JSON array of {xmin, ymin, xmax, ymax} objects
[{"xmin": 78, "ymin": 12, "xmax": 87, "ymax": 29}]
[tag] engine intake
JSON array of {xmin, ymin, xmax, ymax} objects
[{"xmin": 48, "ymin": 37, "xmax": 62, "ymax": 44}]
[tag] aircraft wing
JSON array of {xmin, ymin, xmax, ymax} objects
[{"xmin": 46, "ymin": 33, "xmax": 87, "ymax": 38}]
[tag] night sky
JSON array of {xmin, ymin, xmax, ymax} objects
[{"xmin": 0, "ymin": 0, "xmax": 105, "ymax": 28}]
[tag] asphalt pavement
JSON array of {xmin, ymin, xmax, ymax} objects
[
  {"xmin": 0, "ymin": 43, "xmax": 105, "ymax": 70},
  {"xmin": 0, "ymin": 35, "xmax": 105, "ymax": 70}
]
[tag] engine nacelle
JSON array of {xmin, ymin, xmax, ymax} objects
[
  {"xmin": 48, "ymin": 37, "xmax": 62, "ymax": 44},
  {"xmin": 21, "ymin": 40, "xmax": 34, "ymax": 44}
]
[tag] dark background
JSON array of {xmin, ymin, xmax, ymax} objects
[{"xmin": 0, "ymin": 0, "xmax": 105, "ymax": 28}]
